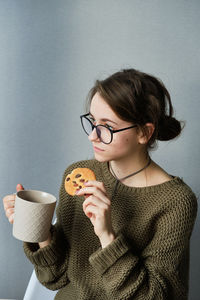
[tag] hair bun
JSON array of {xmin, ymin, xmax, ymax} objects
[{"xmin": 157, "ymin": 116, "xmax": 183, "ymax": 141}]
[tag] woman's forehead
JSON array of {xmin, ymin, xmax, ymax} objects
[{"xmin": 90, "ymin": 93, "xmax": 121, "ymax": 123}]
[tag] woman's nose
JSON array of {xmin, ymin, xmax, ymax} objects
[{"xmin": 88, "ymin": 128, "xmax": 99, "ymax": 142}]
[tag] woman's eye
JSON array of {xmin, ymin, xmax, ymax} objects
[
  {"xmin": 105, "ymin": 124, "xmax": 113, "ymax": 130},
  {"xmin": 88, "ymin": 116, "xmax": 113, "ymax": 129},
  {"xmin": 89, "ymin": 116, "xmax": 95, "ymax": 123}
]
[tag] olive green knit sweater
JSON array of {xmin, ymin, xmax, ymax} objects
[{"xmin": 23, "ymin": 159, "xmax": 197, "ymax": 300}]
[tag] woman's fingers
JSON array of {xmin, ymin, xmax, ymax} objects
[
  {"xmin": 84, "ymin": 203, "xmax": 99, "ymax": 219},
  {"xmin": 4, "ymin": 201, "xmax": 15, "ymax": 224},
  {"xmin": 8, "ymin": 213, "xmax": 14, "ymax": 224},
  {"xmin": 79, "ymin": 181, "xmax": 115, "ymax": 247},
  {"xmin": 5, "ymin": 207, "xmax": 14, "ymax": 218},
  {"xmin": 77, "ymin": 186, "xmax": 110, "ymax": 205},
  {"xmin": 3, "ymin": 184, "xmax": 24, "ymax": 224},
  {"xmin": 84, "ymin": 180, "xmax": 107, "ymax": 193},
  {"xmin": 82, "ymin": 187, "xmax": 110, "ymax": 202},
  {"xmin": 3, "ymin": 199, "xmax": 15, "ymax": 211},
  {"xmin": 83, "ymin": 195, "xmax": 109, "ymax": 213},
  {"xmin": 3, "ymin": 194, "xmax": 16, "ymax": 224},
  {"xmin": 3, "ymin": 195, "xmax": 15, "ymax": 209},
  {"xmin": 16, "ymin": 183, "xmax": 24, "ymax": 192}
]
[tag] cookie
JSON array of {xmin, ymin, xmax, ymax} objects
[{"xmin": 65, "ymin": 168, "xmax": 96, "ymax": 196}]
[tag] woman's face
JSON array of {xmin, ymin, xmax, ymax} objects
[{"xmin": 88, "ymin": 92, "xmax": 142, "ymax": 163}]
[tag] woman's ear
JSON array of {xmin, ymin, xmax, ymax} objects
[{"xmin": 137, "ymin": 123, "xmax": 155, "ymax": 144}]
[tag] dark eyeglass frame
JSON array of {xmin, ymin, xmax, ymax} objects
[{"xmin": 80, "ymin": 113, "xmax": 137, "ymax": 144}]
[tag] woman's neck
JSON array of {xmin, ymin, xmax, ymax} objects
[{"xmin": 109, "ymin": 151, "xmax": 150, "ymax": 181}]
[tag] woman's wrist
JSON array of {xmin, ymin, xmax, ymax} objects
[
  {"xmin": 39, "ymin": 231, "xmax": 52, "ymax": 248},
  {"xmin": 100, "ymin": 232, "xmax": 116, "ymax": 248}
]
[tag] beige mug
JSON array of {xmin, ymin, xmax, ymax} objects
[{"xmin": 13, "ymin": 190, "xmax": 56, "ymax": 243}]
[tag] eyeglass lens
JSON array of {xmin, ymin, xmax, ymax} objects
[{"xmin": 81, "ymin": 117, "xmax": 112, "ymax": 144}]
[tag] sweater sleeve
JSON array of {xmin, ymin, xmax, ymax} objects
[
  {"xmin": 23, "ymin": 167, "xmax": 74, "ymax": 291},
  {"xmin": 23, "ymin": 222, "xmax": 69, "ymax": 290},
  {"xmin": 89, "ymin": 192, "xmax": 197, "ymax": 300}
]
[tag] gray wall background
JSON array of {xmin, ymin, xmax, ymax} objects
[{"xmin": 0, "ymin": 1, "xmax": 199, "ymax": 299}]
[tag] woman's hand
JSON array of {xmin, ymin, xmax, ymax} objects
[
  {"xmin": 76, "ymin": 181, "xmax": 115, "ymax": 248},
  {"xmin": 3, "ymin": 184, "xmax": 24, "ymax": 224},
  {"xmin": 3, "ymin": 183, "xmax": 52, "ymax": 248}
]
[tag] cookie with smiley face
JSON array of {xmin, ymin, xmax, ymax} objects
[{"xmin": 65, "ymin": 168, "xmax": 96, "ymax": 196}]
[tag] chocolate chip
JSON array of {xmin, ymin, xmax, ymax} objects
[
  {"xmin": 80, "ymin": 179, "xmax": 85, "ymax": 182},
  {"xmin": 66, "ymin": 177, "xmax": 70, "ymax": 181},
  {"xmin": 75, "ymin": 174, "xmax": 81, "ymax": 178},
  {"xmin": 79, "ymin": 186, "xmax": 82, "ymax": 189},
  {"xmin": 72, "ymin": 181, "xmax": 76, "ymax": 184}
]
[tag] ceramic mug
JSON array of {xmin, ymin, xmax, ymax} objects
[{"xmin": 13, "ymin": 190, "xmax": 56, "ymax": 243}]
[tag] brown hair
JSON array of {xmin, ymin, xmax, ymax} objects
[{"xmin": 87, "ymin": 68, "xmax": 184, "ymax": 149}]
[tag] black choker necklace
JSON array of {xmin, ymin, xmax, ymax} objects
[
  {"xmin": 110, "ymin": 157, "xmax": 151, "ymax": 182},
  {"xmin": 109, "ymin": 157, "xmax": 152, "ymax": 197}
]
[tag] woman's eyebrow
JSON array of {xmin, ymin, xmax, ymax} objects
[{"xmin": 89, "ymin": 112, "xmax": 118, "ymax": 125}]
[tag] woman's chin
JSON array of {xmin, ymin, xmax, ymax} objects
[{"xmin": 94, "ymin": 152, "xmax": 109, "ymax": 163}]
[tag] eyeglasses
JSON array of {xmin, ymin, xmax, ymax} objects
[{"xmin": 80, "ymin": 113, "xmax": 137, "ymax": 144}]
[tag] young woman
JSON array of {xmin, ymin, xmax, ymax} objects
[{"xmin": 3, "ymin": 68, "xmax": 197, "ymax": 299}]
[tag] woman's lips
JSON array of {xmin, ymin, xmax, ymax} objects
[{"xmin": 93, "ymin": 145, "xmax": 104, "ymax": 152}]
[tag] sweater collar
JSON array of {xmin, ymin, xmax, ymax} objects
[{"xmin": 100, "ymin": 161, "xmax": 182, "ymax": 196}]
